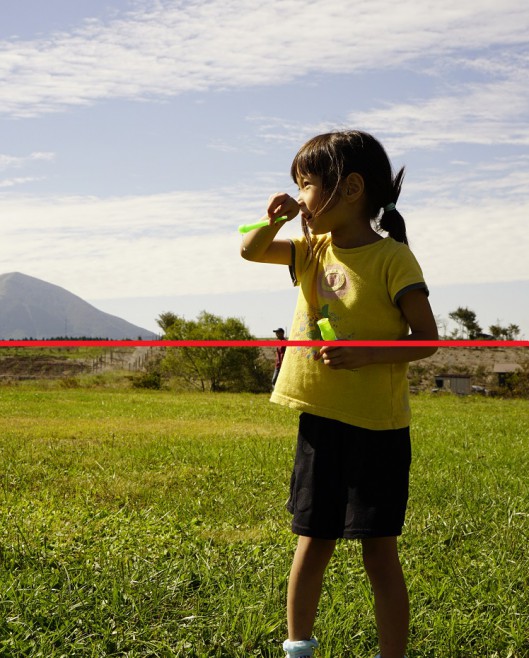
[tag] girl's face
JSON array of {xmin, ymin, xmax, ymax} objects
[
  {"xmin": 296, "ymin": 172, "xmax": 346, "ymax": 235},
  {"xmin": 296, "ymin": 172, "xmax": 321, "ymax": 226}
]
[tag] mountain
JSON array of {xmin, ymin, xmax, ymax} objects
[{"xmin": 0, "ymin": 272, "xmax": 157, "ymax": 340}]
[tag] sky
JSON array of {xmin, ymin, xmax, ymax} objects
[{"xmin": 1, "ymin": 0, "xmax": 528, "ymax": 339}]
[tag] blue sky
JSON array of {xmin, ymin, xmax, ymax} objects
[{"xmin": 1, "ymin": 0, "xmax": 528, "ymax": 338}]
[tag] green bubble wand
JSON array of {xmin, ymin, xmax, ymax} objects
[{"xmin": 238, "ymin": 216, "xmax": 287, "ymax": 233}]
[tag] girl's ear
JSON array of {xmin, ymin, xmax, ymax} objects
[{"xmin": 344, "ymin": 172, "xmax": 364, "ymax": 202}]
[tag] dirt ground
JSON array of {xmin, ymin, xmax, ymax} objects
[
  {"xmin": 408, "ymin": 346, "xmax": 528, "ymax": 390},
  {"xmin": 1, "ymin": 345, "xmax": 527, "ymax": 392}
]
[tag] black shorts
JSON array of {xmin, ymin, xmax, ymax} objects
[{"xmin": 287, "ymin": 413, "xmax": 411, "ymax": 540}]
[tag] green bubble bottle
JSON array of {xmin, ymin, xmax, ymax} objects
[{"xmin": 316, "ymin": 318, "xmax": 337, "ymax": 341}]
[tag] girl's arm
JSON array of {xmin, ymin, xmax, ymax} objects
[
  {"xmin": 319, "ymin": 288, "xmax": 439, "ymax": 369},
  {"xmin": 240, "ymin": 193, "xmax": 299, "ymax": 265}
]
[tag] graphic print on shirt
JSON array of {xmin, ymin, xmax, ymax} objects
[
  {"xmin": 289, "ymin": 307, "xmax": 321, "ymax": 359},
  {"xmin": 317, "ymin": 263, "xmax": 350, "ymax": 300}
]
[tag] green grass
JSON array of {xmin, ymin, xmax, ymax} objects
[
  {"xmin": 0, "ymin": 347, "xmax": 107, "ymax": 361},
  {"xmin": 0, "ymin": 387, "xmax": 528, "ymax": 657}
]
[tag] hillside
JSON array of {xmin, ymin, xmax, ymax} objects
[
  {"xmin": 0, "ymin": 272, "xmax": 157, "ymax": 340},
  {"xmin": 408, "ymin": 345, "xmax": 528, "ymax": 390}
]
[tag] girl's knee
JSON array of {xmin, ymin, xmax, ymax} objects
[
  {"xmin": 296, "ymin": 536, "xmax": 336, "ymax": 567},
  {"xmin": 361, "ymin": 536, "xmax": 400, "ymax": 576}
]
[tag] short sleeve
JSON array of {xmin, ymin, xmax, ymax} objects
[
  {"xmin": 387, "ymin": 244, "xmax": 429, "ymax": 304},
  {"xmin": 288, "ymin": 236, "xmax": 313, "ymax": 287}
]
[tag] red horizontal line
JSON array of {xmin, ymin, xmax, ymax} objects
[{"xmin": 0, "ymin": 340, "xmax": 527, "ymax": 348}]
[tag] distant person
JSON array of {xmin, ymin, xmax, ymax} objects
[
  {"xmin": 241, "ymin": 130, "xmax": 438, "ymax": 658},
  {"xmin": 272, "ymin": 327, "xmax": 287, "ymax": 387}
]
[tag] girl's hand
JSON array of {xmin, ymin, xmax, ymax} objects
[
  {"xmin": 267, "ymin": 193, "xmax": 300, "ymax": 223},
  {"xmin": 316, "ymin": 346, "xmax": 372, "ymax": 370}
]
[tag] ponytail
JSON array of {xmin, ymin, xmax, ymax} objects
[{"xmin": 379, "ymin": 166, "xmax": 408, "ymax": 245}]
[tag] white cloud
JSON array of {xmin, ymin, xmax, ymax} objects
[
  {"xmin": 0, "ymin": 176, "xmax": 44, "ymax": 189},
  {"xmin": 407, "ymin": 199, "xmax": 529, "ymax": 287},
  {"xmin": 0, "ymin": 151, "xmax": 53, "ymax": 189},
  {"xmin": 248, "ymin": 52, "xmax": 529, "ymax": 154},
  {"xmin": 0, "ymin": 151, "xmax": 55, "ymax": 171},
  {"xmin": 0, "ymin": 0, "xmax": 527, "ymax": 117},
  {"xmin": 0, "ymin": 181, "xmax": 527, "ymax": 305},
  {"xmin": 349, "ymin": 77, "xmax": 529, "ymax": 153},
  {"xmin": 0, "ymin": 186, "xmax": 298, "ymax": 300}
]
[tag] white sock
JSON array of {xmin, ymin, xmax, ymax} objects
[{"xmin": 283, "ymin": 638, "xmax": 319, "ymax": 657}]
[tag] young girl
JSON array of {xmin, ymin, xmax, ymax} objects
[{"xmin": 240, "ymin": 130, "xmax": 438, "ymax": 658}]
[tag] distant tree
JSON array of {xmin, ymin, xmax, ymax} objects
[
  {"xmin": 435, "ymin": 315, "xmax": 449, "ymax": 339},
  {"xmin": 448, "ymin": 307, "xmax": 482, "ymax": 339},
  {"xmin": 488, "ymin": 323, "xmax": 521, "ymax": 340},
  {"xmin": 156, "ymin": 311, "xmax": 270, "ymax": 392},
  {"xmin": 156, "ymin": 312, "xmax": 179, "ymax": 333}
]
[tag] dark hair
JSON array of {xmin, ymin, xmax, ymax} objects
[{"xmin": 290, "ymin": 130, "xmax": 408, "ymax": 245}]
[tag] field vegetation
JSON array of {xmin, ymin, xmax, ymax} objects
[
  {"xmin": 1, "ymin": 343, "xmax": 528, "ymax": 397},
  {"xmin": 0, "ymin": 383, "xmax": 528, "ymax": 657}
]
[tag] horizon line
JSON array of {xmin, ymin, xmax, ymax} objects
[{"xmin": 0, "ymin": 340, "xmax": 528, "ymax": 348}]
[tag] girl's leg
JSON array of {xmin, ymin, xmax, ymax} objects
[
  {"xmin": 287, "ymin": 536, "xmax": 336, "ymax": 640},
  {"xmin": 361, "ymin": 536, "xmax": 409, "ymax": 658}
]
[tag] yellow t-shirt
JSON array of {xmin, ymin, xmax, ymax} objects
[{"xmin": 270, "ymin": 235, "xmax": 428, "ymax": 430}]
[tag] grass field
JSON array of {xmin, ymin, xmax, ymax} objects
[{"xmin": 0, "ymin": 386, "xmax": 528, "ymax": 657}]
